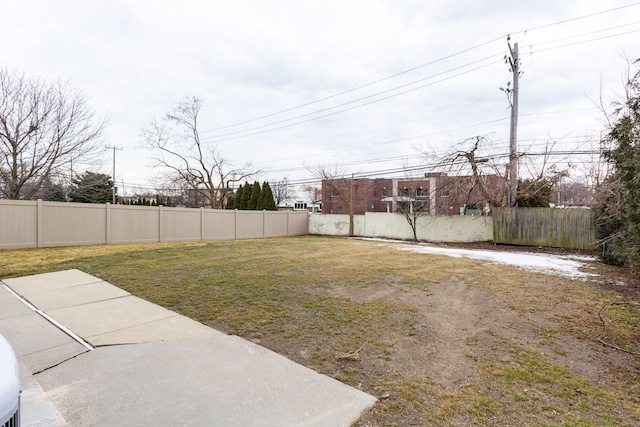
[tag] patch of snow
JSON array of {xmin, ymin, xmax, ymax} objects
[{"xmin": 358, "ymin": 238, "xmax": 597, "ymax": 279}]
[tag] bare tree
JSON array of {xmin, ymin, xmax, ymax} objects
[
  {"xmin": 0, "ymin": 67, "xmax": 105, "ymax": 200},
  {"xmin": 272, "ymin": 177, "xmax": 293, "ymax": 206},
  {"xmin": 516, "ymin": 139, "xmax": 570, "ymax": 206},
  {"xmin": 428, "ymin": 135, "xmax": 571, "ymax": 208},
  {"xmin": 430, "ymin": 136, "xmax": 507, "ymax": 208},
  {"xmin": 394, "ymin": 192, "xmax": 431, "ymax": 241},
  {"xmin": 309, "ymin": 165, "xmax": 366, "ymax": 237},
  {"xmin": 142, "ymin": 97, "xmax": 256, "ymax": 209}
]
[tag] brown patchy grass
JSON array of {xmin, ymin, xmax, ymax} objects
[{"xmin": 1, "ymin": 236, "xmax": 638, "ymax": 426}]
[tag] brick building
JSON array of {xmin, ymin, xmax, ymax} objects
[{"xmin": 321, "ymin": 173, "xmax": 505, "ymax": 215}]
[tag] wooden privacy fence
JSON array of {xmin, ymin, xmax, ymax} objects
[
  {"xmin": 0, "ymin": 200, "xmax": 309, "ymax": 250},
  {"xmin": 493, "ymin": 207, "xmax": 595, "ymax": 250}
]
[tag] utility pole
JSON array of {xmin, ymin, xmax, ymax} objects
[
  {"xmin": 106, "ymin": 146, "xmax": 123, "ymax": 204},
  {"xmin": 506, "ymin": 36, "xmax": 520, "ymax": 207}
]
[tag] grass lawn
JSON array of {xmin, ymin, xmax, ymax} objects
[{"xmin": 1, "ymin": 236, "xmax": 639, "ymax": 426}]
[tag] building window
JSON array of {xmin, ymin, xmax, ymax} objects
[
  {"xmin": 382, "ymin": 187, "xmax": 388, "ymax": 197},
  {"xmin": 441, "ymin": 186, "xmax": 450, "ymax": 197},
  {"xmin": 416, "ymin": 187, "xmax": 427, "ymax": 199},
  {"xmin": 401, "ymin": 187, "xmax": 410, "ymax": 197}
]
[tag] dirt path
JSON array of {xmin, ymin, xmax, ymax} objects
[
  {"xmin": 404, "ymin": 275, "xmax": 487, "ymax": 388},
  {"xmin": 343, "ymin": 265, "xmax": 640, "ymax": 426}
]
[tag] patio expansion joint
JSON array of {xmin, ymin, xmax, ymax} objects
[{"xmin": 1, "ymin": 283, "xmax": 94, "ymax": 352}]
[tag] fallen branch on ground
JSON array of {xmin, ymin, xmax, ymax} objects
[
  {"xmin": 597, "ymin": 301, "xmax": 640, "ymax": 355},
  {"xmin": 335, "ymin": 340, "xmax": 369, "ymax": 361}
]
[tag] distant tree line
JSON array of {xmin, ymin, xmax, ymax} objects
[
  {"xmin": 226, "ymin": 181, "xmax": 277, "ymax": 210},
  {"xmin": 120, "ymin": 196, "xmax": 174, "ymax": 207},
  {"xmin": 38, "ymin": 170, "xmax": 177, "ymax": 207}
]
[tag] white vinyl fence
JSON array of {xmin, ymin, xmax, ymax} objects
[{"xmin": 0, "ymin": 200, "xmax": 309, "ymax": 249}]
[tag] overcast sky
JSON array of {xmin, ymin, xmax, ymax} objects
[{"xmin": 2, "ymin": 1, "xmax": 639, "ymax": 198}]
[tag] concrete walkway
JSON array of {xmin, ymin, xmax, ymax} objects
[{"xmin": 0, "ymin": 269, "xmax": 375, "ymax": 426}]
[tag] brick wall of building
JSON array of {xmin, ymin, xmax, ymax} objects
[{"xmin": 321, "ymin": 174, "xmax": 506, "ymax": 215}]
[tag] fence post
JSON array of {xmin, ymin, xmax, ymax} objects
[
  {"xmin": 263, "ymin": 209, "xmax": 266, "ymax": 238},
  {"xmin": 36, "ymin": 199, "xmax": 43, "ymax": 248},
  {"xmin": 287, "ymin": 210, "xmax": 290, "ymax": 237},
  {"xmin": 106, "ymin": 203, "xmax": 111, "ymax": 245},
  {"xmin": 234, "ymin": 209, "xmax": 238, "ymax": 240}
]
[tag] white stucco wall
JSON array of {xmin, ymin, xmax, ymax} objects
[{"xmin": 309, "ymin": 212, "xmax": 492, "ymax": 242}]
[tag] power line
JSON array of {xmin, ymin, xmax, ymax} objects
[
  {"xmin": 201, "ymin": 22, "xmax": 634, "ymax": 145},
  {"xmin": 530, "ymin": 21, "xmax": 640, "ymax": 48},
  {"xmin": 134, "ymin": 20, "xmax": 632, "ymax": 155},
  {"xmin": 207, "ymin": 59, "xmax": 504, "ymax": 143},
  {"xmin": 260, "ymin": 133, "xmax": 604, "ymax": 176},
  {"xmin": 207, "ymin": 53, "xmax": 503, "ymax": 140},
  {"xmin": 278, "ymin": 148, "xmax": 605, "ymax": 188},
  {"xmin": 518, "ymin": 2, "xmax": 640, "ymax": 33},
  {"xmin": 193, "ymin": 6, "xmax": 640, "ymax": 142},
  {"xmin": 202, "ymin": 37, "xmax": 506, "ymax": 134},
  {"xmin": 130, "ymin": 6, "xmax": 637, "ymax": 191},
  {"xmin": 201, "ymin": 4, "xmax": 640, "ymax": 137},
  {"xmin": 532, "ymin": 28, "xmax": 640, "ymax": 55}
]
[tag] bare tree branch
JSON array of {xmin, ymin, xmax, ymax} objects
[
  {"xmin": 425, "ymin": 135, "xmax": 571, "ymax": 208},
  {"xmin": 273, "ymin": 177, "xmax": 294, "ymax": 206},
  {"xmin": 596, "ymin": 301, "xmax": 640, "ymax": 355},
  {"xmin": 142, "ymin": 97, "xmax": 257, "ymax": 208},
  {"xmin": 0, "ymin": 67, "xmax": 106, "ymax": 199},
  {"xmin": 426, "ymin": 136, "xmax": 508, "ymax": 208},
  {"xmin": 308, "ymin": 164, "xmax": 363, "ymax": 236}
]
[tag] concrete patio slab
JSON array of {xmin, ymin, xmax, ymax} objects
[
  {"xmin": 88, "ymin": 313, "xmax": 224, "ymax": 346},
  {"xmin": 0, "ymin": 286, "xmax": 88, "ymax": 374},
  {"xmin": 3, "ymin": 269, "xmax": 102, "ymax": 292},
  {"xmin": 0, "ymin": 312, "xmax": 75, "ymax": 358},
  {"xmin": 0, "ymin": 286, "xmax": 32, "ymax": 320},
  {"xmin": 18, "ymin": 341, "xmax": 88, "ymax": 376},
  {"xmin": 47, "ymin": 295, "xmax": 176, "ymax": 339},
  {"xmin": 15, "ymin": 280, "xmax": 130, "ymax": 311},
  {"xmin": 0, "ymin": 270, "xmax": 376, "ymax": 426},
  {"xmin": 36, "ymin": 337, "xmax": 374, "ymax": 426},
  {"xmin": 19, "ymin": 362, "xmax": 68, "ymax": 427},
  {"xmin": 0, "ymin": 305, "xmax": 87, "ymax": 372}
]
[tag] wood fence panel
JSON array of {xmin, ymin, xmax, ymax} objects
[{"xmin": 493, "ymin": 207, "xmax": 594, "ymax": 250}]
